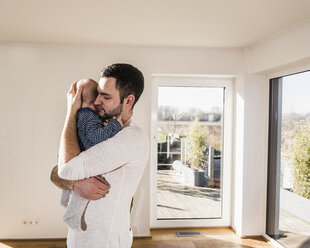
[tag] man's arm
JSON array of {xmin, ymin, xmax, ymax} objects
[
  {"xmin": 50, "ymin": 165, "xmax": 74, "ymax": 190},
  {"xmin": 50, "ymin": 165, "xmax": 110, "ymax": 200},
  {"xmin": 58, "ymin": 126, "xmax": 149, "ymax": 180},
  {"xmin": 58, "ymin": 82, "xmax": 83, "ymax": 171}
]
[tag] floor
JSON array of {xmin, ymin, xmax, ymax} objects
[
  {"xmin": 0, "ymin": 239, "xmax": 66, "ymax": 248},
  {"xmin": 157, "ymin": 170, "xmax": 221, "ymax": 219},
  {"xmin": 133, "ymin": 228, "xmax": 272, "ymax": 248},
  {"xmin": 0, "ymin": 228, "xmax": 272, "ymax": 248},
  {"xmin": 278, "ymin": 209, "xmax": 310, "ymax": 248}
]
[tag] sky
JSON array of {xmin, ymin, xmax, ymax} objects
[
  {"xmin": 282, "ymin": 71, "xmax": 310, "ymax": 114},
  {"xmin": 158, "ymin": 71, "xmax": 310, "ymax": 115},
  {"xmin": 158, "ymin": 86, "xmax": 224, "ymax": 112}
]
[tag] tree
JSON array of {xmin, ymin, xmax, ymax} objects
[
  {"xmin": 187, "ymin": 117, "xmax": 206, "ymax": 171},
  {"xmin": 292, "ymin": 121, "xmax": 310, "ymax": 199}
]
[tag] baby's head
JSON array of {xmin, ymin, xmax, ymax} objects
[{"xmin": 76, "ymin": 79, "xmax": 98, "ymax": 111}]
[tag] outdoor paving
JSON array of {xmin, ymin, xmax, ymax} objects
[
  {"xmin": 278, "ymin": 209, "xmax": 310, "ymax": 248},
  {"xmin": 157, "ymin": 170, "xmax": 221, "ymax": 219}
]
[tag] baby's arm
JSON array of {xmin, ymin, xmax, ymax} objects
[{"xmin": 77, "ymin": 108, "xmax": 122, "ymax": 150}]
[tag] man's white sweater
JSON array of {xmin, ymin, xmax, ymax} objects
[{"xmin": 58, "ymin": 119, "xmax": 149, "ymax": 248}]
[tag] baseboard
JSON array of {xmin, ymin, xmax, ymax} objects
[
  {"xmin": 151, "ymin": 226, "xmax": 231, "ymax": 230},
  {"xmin": 133, "ymin": 236, "xmax": 152, "ymax": 239}
]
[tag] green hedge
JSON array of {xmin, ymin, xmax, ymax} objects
[
  {"xmin": 187, "ymin": 117, "xmax": 206, "ymax": 171},
  {"xmin": 292, "ymin": 122, "xmax": 310, "ymax": 199}
]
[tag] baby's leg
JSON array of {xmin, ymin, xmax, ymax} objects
[{"xmin": 63, "ymin": 191, "xmax": 90, "ymax": 231}]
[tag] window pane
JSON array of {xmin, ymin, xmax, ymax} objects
[{"xmin": 279, "ymin": 71, "xmax": 310, "ymax": 247}]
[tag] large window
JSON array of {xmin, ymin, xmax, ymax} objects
[{"xmin": 267, "ymin": 71, "xmax": 310, "ymax": 248}]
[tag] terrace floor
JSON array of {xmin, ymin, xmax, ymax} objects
[
  {"xmin": 157, "ymin": 169, "xmax": 221, "ymax": 219},
  {"xmin": 278, "ymin": 209, "xmax": 310, "ymax": 248}
]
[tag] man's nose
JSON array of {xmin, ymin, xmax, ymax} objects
[{"xmin": 94, "ymin": 95, "xmax": 100, "ymax": 105}]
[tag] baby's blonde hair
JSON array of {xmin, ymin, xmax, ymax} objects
[{"xmin": 77, "ymin": 79, "xmax": 98, "ymax": 104}]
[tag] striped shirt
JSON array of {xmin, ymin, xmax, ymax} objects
[{"xmin": 77, "ymin": 108, "xmax": 122, "ymax": 151}]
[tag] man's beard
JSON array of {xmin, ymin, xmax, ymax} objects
[{"xmin": 100, "ymin": 104, "xmax": 123, "ymax": 120}]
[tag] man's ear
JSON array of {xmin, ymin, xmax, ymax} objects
[{"xmin": 125, "ymin": 95, "xmax": 135, "ymax": 108}]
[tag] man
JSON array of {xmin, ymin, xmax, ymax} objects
[{"xmin": 50, "ymin": 64, "xmax": 149, "ymax": 248}]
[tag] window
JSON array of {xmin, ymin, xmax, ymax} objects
[{"xmin": 267, "ymin": 71, "xmax": 310, "ymax": 248}]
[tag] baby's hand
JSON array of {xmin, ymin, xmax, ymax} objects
[
  {"xmin": 114, "ymin": 116, "xmax": 123, "ymax": 127},
  {"xmin": 103, "ymin": 119, "xmax": 109, "ymax": 127}
]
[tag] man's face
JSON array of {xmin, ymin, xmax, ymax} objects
[{"xmin": 94, "ymin": 77, "xmax": 123, "ymax": 119}]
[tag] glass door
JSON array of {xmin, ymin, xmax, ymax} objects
[{"xmin": 151, "ymin": 76, "xmax": 232, "ymax": 228}]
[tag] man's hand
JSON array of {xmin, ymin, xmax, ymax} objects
[
  {"xmin": 51, "ymin": 165, "xmax": 111, "ymax": 200},
  {"xmin": 67, "ymin": 81, "xmax": 84, "ymax": 115},
  {"xmin": 73, "ymin": 176, "xmax": 110, "ymax": 200}
]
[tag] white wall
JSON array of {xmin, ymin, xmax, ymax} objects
[
  {"xmin": 241, "ymin": 74, "xmax": 268, "ymax": 236},
  {"xmin": 248, "ymin": 18, "xmax": 310, "ymax": 74},
  {"xmin": 232, "ymin": 73, "xmax": 269, "ymax": 237},
  {"xmin": 232, "ymin": 76, "xmax": 245, "ymax": 235},
  {"xmin": 0, "ymin": 43, "xmax": 243, "ymax": 238}
]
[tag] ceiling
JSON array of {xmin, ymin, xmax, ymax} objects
[{"xmin": 1, "ymin": 0, "xmax": 310, "ymax": 48}]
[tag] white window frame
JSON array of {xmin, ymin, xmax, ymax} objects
[{"xmin": 150, "ymin": 74, "xmax": 233, "ymax": 228}]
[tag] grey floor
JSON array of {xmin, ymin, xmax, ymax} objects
[
  {"xmin": 157, "ymin": 170, "xmax": 221, "ymax": 219},
  {"xmin": 278, "ymin": 208, "xmax": 310, "ymax": 248}
]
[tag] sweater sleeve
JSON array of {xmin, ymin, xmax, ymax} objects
[
  {"xmin": 77, "ymin": 108, "xmax": 122, "ymax": 150},
  {"xmin": 58, "ymin": 126, "xmax": 149, "ymax": 180}
]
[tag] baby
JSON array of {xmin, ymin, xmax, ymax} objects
[{"xmin": 61, "ymin": 79, "xmax": 123, "ymax": 231}]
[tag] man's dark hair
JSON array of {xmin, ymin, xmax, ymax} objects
[{"xmin": 101, "ymin": 63, "xmax": 144, "ymax": 108}]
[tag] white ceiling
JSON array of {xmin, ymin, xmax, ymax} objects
[{"xmin": 1, "ymin": 0, "xmax": 310, "ymax": 48}]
